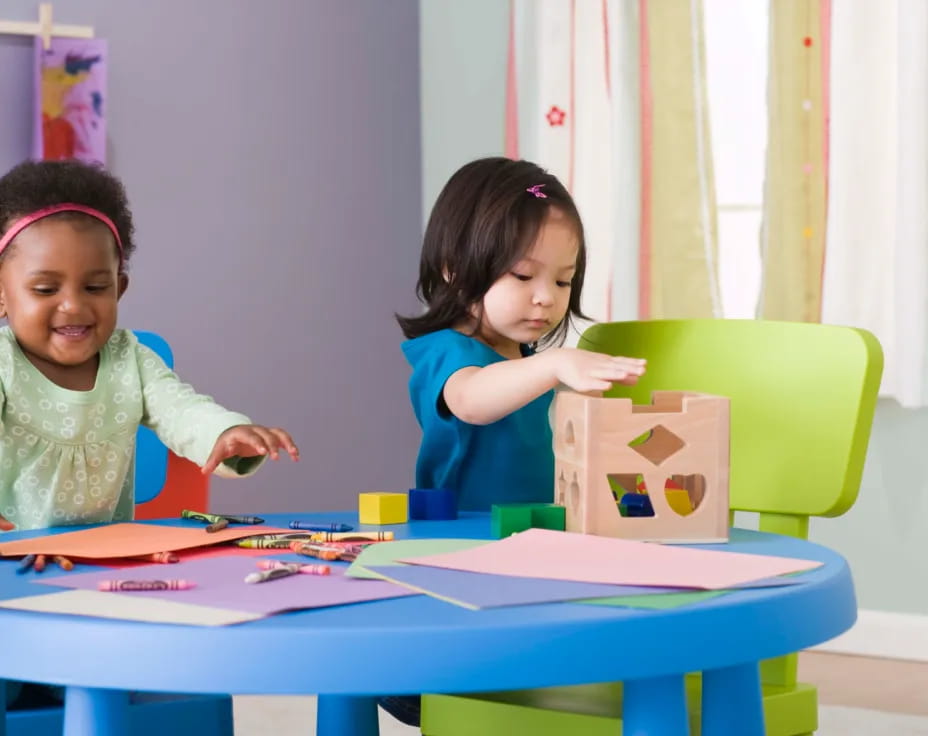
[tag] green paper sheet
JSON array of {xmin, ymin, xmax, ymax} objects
[{"xmin": 347, "ymin": 538, "xmax": 489, "ymax": 579}]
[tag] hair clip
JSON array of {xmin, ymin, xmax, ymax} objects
[{"xmin": 526, "ymin": 184, "xmax": 548, "ymax": 199}]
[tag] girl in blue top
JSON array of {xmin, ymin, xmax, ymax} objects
[
  {"xmin": 388, "ymin": 159, "xmax": 646, "ymax": 725},
  {"xmin": 398, "ymin": 156, "xmax": 646, "ymax": 512}
]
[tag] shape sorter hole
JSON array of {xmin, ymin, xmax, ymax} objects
[
  {"xmin": 568, "ymin": 475, "xmax": 580, "ymax": 510},
  {"xmin": 608, "ymin": 473, "xmax": 654, "ymax": 518},
  {"xmin": 564, "ymin": 420, "xmax": 576, "ymax": 447},
  {"xmin": 628, "ymin": 424, "xmax": 685, "ymax": 466},
  {"xmin": 664, "ymin": 474, "xmax": 706, "ymax": 517},
  {"xmin": 557, "ymin": 471, "xmax": 567, "ymax": 505}
]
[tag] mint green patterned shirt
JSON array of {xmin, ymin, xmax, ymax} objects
[{"xmin": 0, "ymin": 327, "xmax": 260, "ymax": 530}]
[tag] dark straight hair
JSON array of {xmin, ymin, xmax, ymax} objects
[{"xmin": 397, "ymin": 157, "xmax": 587, "ymax": 348}]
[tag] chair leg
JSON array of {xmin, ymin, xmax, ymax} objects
[
  {"xmin": 623, "ymin": 674, "xmax": 689, "ymax": 735},
  {"xmin": 63, "ymin": 687, "xmax": 129, "ymax": 736},
  {"xmin": 316, "ymin": 695, "xmax": 378, "ymax": 736}
]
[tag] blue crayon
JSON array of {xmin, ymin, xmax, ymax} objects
[
  {"xmin": 288, "ymin": 521, "xmax": 354, "ymax": 532},
  {"xmin": 16, "ymin": 554, "xmax": 36, "ymax": 574}
]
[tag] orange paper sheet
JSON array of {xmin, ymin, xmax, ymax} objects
[{"xmin": 0, "ymin": 523, "xmax": 292, "ymax": 559}]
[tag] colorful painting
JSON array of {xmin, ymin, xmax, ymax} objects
[{"xmin": 33, "ymin": 37, "xmax": 107, "ymax": 164}]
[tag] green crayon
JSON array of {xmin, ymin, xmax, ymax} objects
[{"xmin": 181, "ymin": 509, "xmax": 225, "ymax": 525}]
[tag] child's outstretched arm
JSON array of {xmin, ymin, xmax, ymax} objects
[
  {"xmin": 201, "ymin": 425, "xmax": 299, "ymax": 475},
  {"xmin": 443, "ymin": 347, "xmax": 646, "ymax": 425}
]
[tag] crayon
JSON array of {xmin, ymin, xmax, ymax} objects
[
  {"xmin": 256, "ymin": 560, "xmax": 331, "ymax": 576},
  {"xmin": 206, "ymin": 518, "xmax": 230, "ymax": 533},
  {"xmin": 308, "ymin": 531, "xmax": 394, "ymax": 543},
  {"xmin": 288, "ymin": 521, "xmax": 354, "ymax": 532},
  {"xmin": 98, "ymin": 579, "xmax": 195, "ymax": 592},
  {"xmin": 181, "ymin": 509, "xmax": 226, "ymax": 524},
  {"xmin": 134, "ymin": 551, "xmax": 180, "ymax": 564},
  {"xmin": 244, "ymin": 566, "xmax": 301, "ymax": 584},
  {"xmin": 217, "ymin": 514, "xmax": 265, "ymax": 524},
  {"xmin": 235, "ymin": 538, "xmax": 297, "ymax": 549},
  {"xmin": 33, "ymin": 554, "xmax": 46, "ymax": 573},
  {"xmin": 52, "ymin": 555, "xmax": 73, "ymax": 571},
  {"xmin": 235, "ymin": 533, "xmax": 316, "ymax": 542},
  {"xmin": 16, "ymin": 554, "xmax": 36, "ymax": 574},
  {"xmin": 289, "ymin": 542, "xmax": 341, "ymax": 560}
]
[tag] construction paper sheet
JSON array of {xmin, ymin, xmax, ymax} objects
[
  {"xmin": 0, "ymin": 589, "xmax": 260, "ymax": 626},
  {"xmin": 579, "ymin": 591, "xmax": 730, "ymax": 610},
  {"xmin": 365, "ymin": 565, "xmax": 687, "ymax": 610},
  {"xmin": 398, "ymin": 528, "xmax": 823, "ymax": 590},
  {"xmin": 363, "ymin": 564, "xmax": 806, "ymax": 610},
  {"xmin": 347, "ymin": 538, "xmax": 491, "ymax": 579},
  {"xmin": 35, "ymin": 555, "xmax": 415, "ymax": 615},
  {"xmin": 0, "ymin": 523, "xmax": 292, "ymax": 559},
  {"xmin": 96, "ymin": 545, "xmax": 278, "ymax": 569}
]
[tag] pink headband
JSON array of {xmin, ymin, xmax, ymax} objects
[{"xmin": 0, "ymin": 204, "xmax": 123, "ymax": 264}]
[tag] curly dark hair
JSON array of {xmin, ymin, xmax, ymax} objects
[
  {"xmin": 0, "ymin": 159, "xmax": 135, "ymax": 269},
  {"xmin": 396, "ymin": 157, "xmax": 588, "ymax": 348}
]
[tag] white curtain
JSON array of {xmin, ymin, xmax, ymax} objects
[
  {"xmin": 511, "ymin": 0, "xmax": 640, "ymax": 330},
  {"xmin": 822, "ymin": 0, "xmax": 928, "ymax": 407}
]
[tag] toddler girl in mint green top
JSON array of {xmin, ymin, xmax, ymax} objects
[{"xmin": 0, "ymin": 160, "xmax": 300, "ymax": 532}]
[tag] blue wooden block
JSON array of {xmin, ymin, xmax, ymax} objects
[
  {"xmin": 618, "ymin": 493, "xmax": 654, "ymax": 518},
  {"xmin": 408, "ymin": 488, "xmax": 457, "ymax": 520}
]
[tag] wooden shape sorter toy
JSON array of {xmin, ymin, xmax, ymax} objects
[{"xmin": 554, "ymin": 390, "xmax": 730, "ymax": 543}]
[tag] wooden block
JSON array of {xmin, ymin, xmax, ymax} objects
[
  {"xmin": 358, "ymin": 492, "xmax": 408, "ymax": 525},
  {"xmin": 491, "ymin": 504, "xmax": 534, "ymax": 538},
  {"xmin": 491, "ymin": 503, "xmax": 567, "ymax": 537},
  {"xmin": 408, "ymin": 488, "xmax": 457, "ymax": 520}
]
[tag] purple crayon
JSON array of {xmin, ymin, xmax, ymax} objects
[
  {"xmin": 98, "ymin": 579, "xmax": 195, "ymax": 592},
  {"xmin": 289, "ymin": 521, "xmax": 354, "ymax": 532}
]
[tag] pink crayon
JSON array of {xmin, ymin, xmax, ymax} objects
[
  {"xmin": 98, "ymin": 579, "xmax": 195, "ymax": 592},
  {"xmin": 256, "ymin": 560, "xmax": 331, "ymax": 576}
]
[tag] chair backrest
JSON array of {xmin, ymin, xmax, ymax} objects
[
  {"xmin": 134, "ymin": 330, "xmax": 173, "ymax": 503},
  {"xmin": 578, "ymin": 320, "xmax": 883, "ymax": 534}
]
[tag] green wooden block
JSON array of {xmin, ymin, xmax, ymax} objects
[
  {"xmin": 491, "ymin": 504, "xmax": 534, "ymax": 538},
  {"xmin": 528, "ymin": 503, "xmax": 566, "ymax": 531},
  {"xmin": 491, "ymin": 503, "xmax": 566, "ymax": 538}
]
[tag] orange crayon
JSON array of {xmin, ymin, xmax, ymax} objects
[
  {"xmin": 52, "ymin": 555, "xmax": 73, "ymax": 571},
  {"xmin": 136, "ymin": 551, "xmax": 180, "ymax": 564},
  {"xmin": 290, "ymin": 542, "xmax": 340, "ymax": 560}
]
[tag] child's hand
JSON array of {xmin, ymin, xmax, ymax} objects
[
  {"xmin": 0, "ymin": 514, "xmax": 14, "ymax": 531},
  {"xmin": 201, "ymin": 425, "xmax": 300, "ymax": 475},
  {"xmin": 550, "ymin": 347, "xmax": 646, "ymax": 393}
]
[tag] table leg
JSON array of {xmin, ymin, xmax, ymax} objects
[
  {"xmin": 63, "ymin": 687, "xmax": 129, "ymax": 736},
  {"xmin": 701, "ymin": 661, "xmax": 764, "ymax": 736},
  {"xmin": 623, "ymin": 674, "xmax": 689, "ymax": 735},
  {"xmin": 316, "ymin": 695, "xmax": 379, "ymax": 736}
]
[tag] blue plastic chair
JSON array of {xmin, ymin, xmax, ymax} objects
[{"xmin": 2, "ymin": 331, "xmax": 233, "ymax": 736}]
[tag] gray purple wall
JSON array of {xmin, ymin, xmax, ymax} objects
[{"xmin": 0, "ymin": 0, "xmax": 423, "ymax": 513}]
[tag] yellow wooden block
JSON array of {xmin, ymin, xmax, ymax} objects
[{"xmin": 358, "ymin": 492, "xmax": 408, "ymax": 525}]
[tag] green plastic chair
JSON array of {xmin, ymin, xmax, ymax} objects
[{"xmin": 421, "ymin": 319, "xmax": 883, "ymax": 736}]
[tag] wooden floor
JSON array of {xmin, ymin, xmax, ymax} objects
[{"xmin": 801, "ymin": 651, "xmax": 928, "ymax": 716}]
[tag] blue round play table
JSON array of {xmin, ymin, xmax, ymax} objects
[{"xmin": 0, "ymin": 512, "xmax": 855, "ymax": 736}]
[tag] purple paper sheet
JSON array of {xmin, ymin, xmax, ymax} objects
[
  {"xmin": 35, "ymin": 556, "xmax": 417, "ymax": 615},
  {"xmin": 366, "ymin": 565, "xmax": 805, "ymax": 610}
]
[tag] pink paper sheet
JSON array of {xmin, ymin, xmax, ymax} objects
[{"xmin": 399, "ymin": 528, "xmax": 823, "ymax": 590}]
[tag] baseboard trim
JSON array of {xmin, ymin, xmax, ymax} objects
[{"xmin": 812, "ymin": 609, "xmax": 928, "ymax": 662}]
